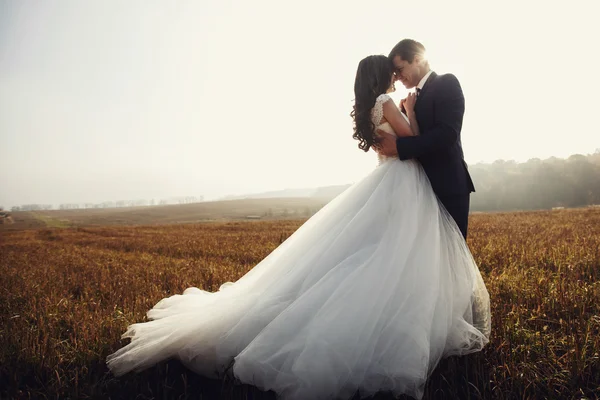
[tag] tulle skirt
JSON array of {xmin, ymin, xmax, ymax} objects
[{"xmin": 106, "ymin": 158, "xmax": 491, "ymax": 400}]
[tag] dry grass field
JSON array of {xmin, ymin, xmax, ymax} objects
[{"xmin": 1, "ymin": 207, "xmax": 599, "ymax": 399}]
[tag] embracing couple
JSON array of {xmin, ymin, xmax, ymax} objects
[{"xmin": 107, "ymin": 39, "xmax": 491, "ymax": 400}]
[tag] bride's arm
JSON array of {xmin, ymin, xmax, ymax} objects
[
  {"xmin": 404, "ymin": 94, "xmax": 420, "ymax": 137},
  {"xmin": 382, "ymin": 98, "xmax": 419, "ymax": 138},
  {"xmin": 406, "ymin": 112, "xmax": 420, "ymax": 137}
]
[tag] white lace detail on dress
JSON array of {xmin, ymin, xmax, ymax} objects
[
  {"xmin": 371, "ymin": 93, "xmax": 392, "ymax": 126},
  {"xmin": 371, "ymin": 94, "xmax": 394, "ymax": 166}
]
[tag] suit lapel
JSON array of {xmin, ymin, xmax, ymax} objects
[
  {"xmin": 415, "ymin": 71, "xmax": 437, "ymax": 105},
  {"xmin": 414, "ymin": 71, "xmax": 437, "ymax": 127}
]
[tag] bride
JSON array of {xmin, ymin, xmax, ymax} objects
[{"xmin": 106, "ymin": 55, "xmax": 491, "ymax": 400}]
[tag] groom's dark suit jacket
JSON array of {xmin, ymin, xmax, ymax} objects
[{"xmin": 396, "ymin": 71, "xmax": 474, "ymax": 236}]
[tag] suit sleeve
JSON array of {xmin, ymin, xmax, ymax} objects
[{"xmin": 396, "ymin": 74, "xmax": 465, "ymax": 160}]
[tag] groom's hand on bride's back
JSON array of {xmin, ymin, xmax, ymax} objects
[{"xmin": 373, "ymin": 130, "xmax": 398, "ymax": 158}]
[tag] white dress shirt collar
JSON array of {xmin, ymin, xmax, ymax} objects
[{"xmin": 417, "ymin": 70, "xmax": 434, "ymax": 90}]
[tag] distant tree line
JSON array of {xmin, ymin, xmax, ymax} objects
[
  {"xmin": 10, "ymin": 196, "xmax": 204, "ymax": 212},
  {"xmin": 470, "ymin": 152, "xmax": 600, "ymax": 211},
  {"xmin": 8, "ymin": 151, "xmax": 600, "ymax": 213},
  {"xmin": 10, "ymin": 204, "xmax": 54, "ymax": 212}
]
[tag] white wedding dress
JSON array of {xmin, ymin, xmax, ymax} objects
[{"xmin": 106, "ymin": 94, "xmax": 491, "ymax": 400}]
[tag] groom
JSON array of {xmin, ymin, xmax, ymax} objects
[{"xmin": 375, "ymin": 39, "xmax": 475, "ymax": 238}]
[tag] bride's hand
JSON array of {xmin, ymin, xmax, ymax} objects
[
  {"xmin": 404, "ymin": 92, "xmax": 417, "ymax": 115},
  {"xmin": 399, "ymin": 98, "xmax": 407, "ymax": 115}
]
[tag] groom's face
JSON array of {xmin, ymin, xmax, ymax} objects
[{"xmin": 392, "ymin": 55, "xmax": 424, "ymax": 89}]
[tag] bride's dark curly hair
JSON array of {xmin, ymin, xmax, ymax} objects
[{"xmin": 350, "ymin": 55, "xmax": 394, "ymax": 152}]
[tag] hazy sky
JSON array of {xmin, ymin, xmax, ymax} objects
[{"xmin": 1, "ymin": 0, "xmax": 599, "ymax": 208}]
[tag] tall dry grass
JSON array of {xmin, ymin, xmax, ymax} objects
[{"xmin": 1, "ymin": 210, "xmax": 599, "ymax": 399}]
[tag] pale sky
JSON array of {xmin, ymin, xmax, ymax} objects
[{"xmin": 1, "ymin": 0, "xmax": 599, "ymax": 208}]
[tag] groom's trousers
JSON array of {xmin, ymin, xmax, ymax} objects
[{"xmin": 437, "ymin": 194, "xmax": 470, "ymax": 239}]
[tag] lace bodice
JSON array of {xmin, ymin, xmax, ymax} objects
[
  {"xmin": 371, "ymin": 93, "xmax": 391, "ymax": 127},
  {"xmin": 371, "ymin": 94, "xmax": 398, "ymax": 165}
]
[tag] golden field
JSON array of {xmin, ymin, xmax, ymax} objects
[{"xmin": 1, "ymin": 208, "xmax": 599, "ymax": 399}]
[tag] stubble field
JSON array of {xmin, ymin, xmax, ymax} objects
[{"xmin": 1, "ymin": 208, "xmax": 599, "ymax": 399}]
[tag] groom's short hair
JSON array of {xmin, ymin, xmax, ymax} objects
[{"xmin": 389, "ymin": 39, "xmax": 426, "ymax": 63}]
